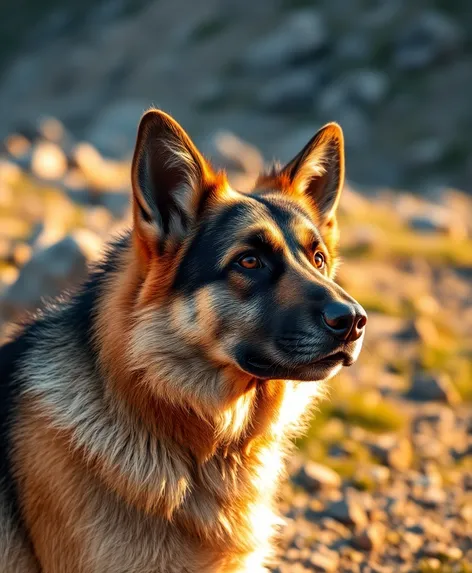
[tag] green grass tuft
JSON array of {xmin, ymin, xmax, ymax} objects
[{"xmin": 330, "ymin": 392, "xmax": 406, "ymax": 433}]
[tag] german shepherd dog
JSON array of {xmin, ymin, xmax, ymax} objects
[{"xmin": 0, "ymin": 109, "xmax": 366, "ymax": 572}]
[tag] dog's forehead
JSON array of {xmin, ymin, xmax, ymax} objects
[
  {"xmin": 208, "ymin": 191, "xmax": 320, "ymax": 246},
  {"xmin": 173, "ymin": 192, "xmax": 324, "ymax": 294}
]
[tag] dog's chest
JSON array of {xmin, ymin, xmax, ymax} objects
[{"xmin": 80, "ymin": 449, "xmax": 283, "ymax": 573}]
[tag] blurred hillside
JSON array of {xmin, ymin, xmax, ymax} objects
[{"xmin": 1, "ymin": 0, "xmax": 472, "ymax": 192}]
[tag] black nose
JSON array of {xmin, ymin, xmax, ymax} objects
[{"xmin": 322, "ymin": 302, "xmax": 367, "ymax": 342}]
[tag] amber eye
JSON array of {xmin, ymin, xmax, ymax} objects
[
  {"xmin": 237, "ymin": 254, "xmax": 263, "ymax": 270},
  {"xmin": 313, "ymin": 251, "xmax": 325, "ymax": 269}
]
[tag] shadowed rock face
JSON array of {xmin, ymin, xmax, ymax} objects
[{"xmin": 1, "ymin": 0, "xmax": 472, "ymax": 192}]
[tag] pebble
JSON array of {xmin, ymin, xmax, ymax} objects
[
  {"xmin": 293, "ymin": 462, "xmax": 342, "ymax": 492},
  {"xmin": 352, "ymin": 524, "xmax": 385, "ymax": 552},
  {"xmin": 406, "ymin": 371, "xmax": 461, "ymax": 405},
  {"xmin": 412, "ymin": 487, "xmax": 446, "ymax": 509},
  {"xmin": 368, "ymin": 436, "xmax": 413, "ymax": 471},
  {"xmin": 423, "ymin": 541, "xmax": 463, "ymax": 561},
  {"xmin": 407, "ymin": 210, "xmax": 467, "ymax": 239},
  {"xmin": 0, "ymin": 236, "xmax": 87, "ymax": 322},
  {"xmin": 31, "ymin": 141, "xmax": 68, "ymax": 180},
  {"xmin": 323, "ymin": 495, "xmax": 368, "ymax": 529},
  {"xmin": 308, "ymin": 550, "xmax": 339, "ymax": 572}
]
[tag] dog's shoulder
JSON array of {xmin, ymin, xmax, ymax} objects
[{"xmin": 0, "ymin": 232, "xmax": 131, "ymax": 467}]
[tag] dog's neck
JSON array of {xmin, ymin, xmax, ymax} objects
[
  {"xmin": 90, "ymin": 241, "xmax": 292, "ymax": 461},
  {"xmin": 92, "ymin": 249, "xmax": 288, "ymax": 463},
  {"xmin": 100, "ymin": 341, "xmax": 287, "ymax": 463}
]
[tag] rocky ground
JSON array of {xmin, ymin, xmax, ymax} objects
[{"xmin": 0, "ymin": 121, "xmax": 471, "ymax": 572}]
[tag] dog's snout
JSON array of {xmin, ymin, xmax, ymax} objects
[{"xmin": 322, "ymin": 302, "xmax": 367, "ymax": 342}]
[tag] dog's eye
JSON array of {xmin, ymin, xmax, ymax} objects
[
  {"xmin": 313, "ymin": 251, "xmax": 325, "ymax": 269},
  {"xmin": 237, "ymin": 254, "xmax": 263, "ymax": 270}
]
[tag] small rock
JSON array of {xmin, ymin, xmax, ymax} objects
[
  {"xmin": 384, "ymin": 495, "xmax": 407, "ymax": 517},
  {"xmin": 324, "ymin": 495, "xmax": 368, "ymax": 529},
  {"xmin": 213, "ymin": 131, "xmax": 264, "ymax": 175},
  {"xmin": 0, "ymin": 159, "xmax": 22, "ymax": 190},
  {"xmin": 0, "ymin": 236, "xmax": 88, "ymax": 322},
  {"xmin": 354, "ymin": 465, "xmax": 391, "ymax": 490},
  {"xmin": 71, "ymin": 229, "xmax": 103, "ymax": 262},
  {"xmin": 368, "ymin": 466, "xmax": 391, "ymax": 486},
  {"xmin": 451, "ymin": 442, "xmax": 472, "ymax": 462},
  {"xmin": 412, "ymin": 487, "xmax": 446, "ymax": 509},
  {"xmin": 392, "ymin": 320, "xmax": 420, "ymax": 344},
  {"xmin": 38, "ymin": 117, "xmax": 65, "ymax": 142},
  {"xmin": 352, "ymin": 524, "xmax": 385, "ymax": 552},
  {"xmin": 403, "ymin": 532, "xmax": 424, "ymax": 553},
  {"xmin": 4, "ymin": 133, "xmax": 31, "ymax": 158},
  {"xmin": 420, "ymin": 558, "xmax": 442, "ymax": 571},
  {"xmin": 286, "ymin": 547, "xmax": 301, "ymax": 562},
  {"xmin": 406, "ymin": 522, "xmax": 425, "ymax": 536},
  {"xmin": 421, "ymin": 464, "xmax": 443, "ymax": 488},
  {"xmin": 346, "ymin": 69, "xmax": 389, "ymax": 107},
  {"xmin": 412, "ymin": 433, "xmax": 446, "ymax": 462},
  {"xmin": 293, "ymin": 462, "xmax": 342, "ymax": 492},
  {"xmin": 320, "ymin": 517, "xmax": 351, "ymax": 537},
  {"xmin": 13, "ymin": 243, "xmax": 32, "ymax": 266},
  {"xmin": 31, "ymin": 141, "xmax": 67, "ymax": 180},
  {"xmin": 460, "ymin": 504, "xmax": 472, "ymax": 523},
  {"xmin": 406, "ymin": 371, "xmax": 461, "ymax": 405},
  {"xmin": 413, "ymin": 403, "xmax": 456, "ymax": 435},
  {"xmin": 407, "ymin": 208, "xmax": 466, "ymax": 239},
  {"xmin": 307, "ymin": 549, "xmax": 339, "ymax": 572},
  {"xmin": 339, "ymin": 545, "xmax": 365, "ymax": 564},
  {"xmin": 423, "ymin": 542, "xmax": 463, "ymax": 561},
  {"xmin": 368, "ymin": 436, "xmax": 413, "ymax": 471}
]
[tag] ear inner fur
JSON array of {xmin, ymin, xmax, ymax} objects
[
  {"xmin": 257, "ymin": 123, "xmax": 345, "ymax": 229},
  {"xmin": 131, "ymin": 109, "xmax": 224, "ymax": 255}
]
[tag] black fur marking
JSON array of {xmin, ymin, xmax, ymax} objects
[{"xmin": 173, "ymin": 203, "xmax": 255, "ymax": 293}]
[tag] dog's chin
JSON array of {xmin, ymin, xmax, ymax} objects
[{"xmin": 235, "ymin": 350, "xmax": 355, "ymax": 382}]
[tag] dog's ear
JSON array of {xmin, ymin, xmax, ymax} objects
[
  {"xmin": 131, "ymin": 109, "xmax": 216, "ymax": 249},
  {"xmin": 281, "ymin": 123, "xmax": 345, "ymax": 226}
]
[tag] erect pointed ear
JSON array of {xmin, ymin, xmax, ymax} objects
[
  {"xmin": 131, "ymin": 109, "xmax": 216, "ymax": 249},
  {"xmin": 281, "ymin": 123, "xmax": 345, "ymax": 225}
]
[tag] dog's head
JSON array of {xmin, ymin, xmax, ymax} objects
[{"xmin": 129, "ymin": 110, "xmax": 366, "ymax": 390}]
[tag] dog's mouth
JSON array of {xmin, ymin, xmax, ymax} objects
[{"xmin": 238, "ymin": 349, "xmax": 354, "ymax": 381}]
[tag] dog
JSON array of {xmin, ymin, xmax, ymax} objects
[{"xmin": 0, "ymin": 109, "xmax": 366, "ymax": 572}]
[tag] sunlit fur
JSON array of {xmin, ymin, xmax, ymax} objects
[{"xmin": 0, "ymin": 110, "xmax": 365, "ymax": 572}]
